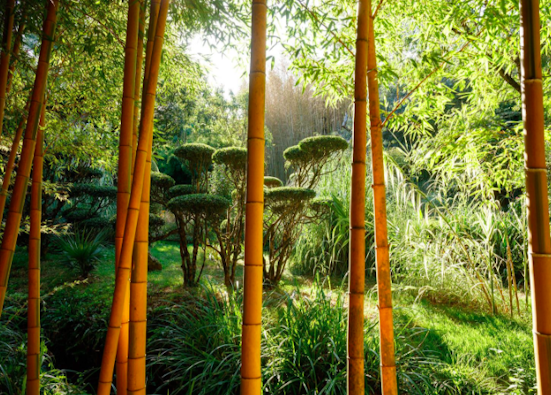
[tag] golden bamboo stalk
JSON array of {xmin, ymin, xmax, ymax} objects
[
  {"xmin": 26, "ymin": 99, "xmax": 46, "ymax": 395},
  {"xmin": 366, "ymin": 1, "xmax": 398, "ymax": 393},
  {"xmin": 347, "ymin": 0, "xmax": 368, "ymax": 393},
  {"xmin": 128, "ymin": 2, "xmax": 155, "ymax": 392},
  {"xmin": 132, "ymin": 0, "xmax": 146, "ymax": 171},
  {"xmin": 127, "ymin": 106, "xmax": 153, "ymax": 395},
  {"xmin": 115, "ymin": 2, "xmax": 142, "ymax": 393},
  {"xmin": 0, "ymin": 0, "xmax": 58, "ymax": 317},
  {"xmin": 0, "ymin": 0, "xmax": 15, "ymax": 138},
  {"xmin": 519, "ymin": 1, "xmax": 551, "ymax": 393},
  {"xmin": 0, "ymin": 97, "xmax": 30, "ymax": 224},
  {"xmin": 240, "ymin": 0, "xmax": 267, "ymax": 393},
  {"xmin": 97, "ymin": 1, "xmax": 169, "ymax": 393}
]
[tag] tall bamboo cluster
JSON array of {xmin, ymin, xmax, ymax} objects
[
  {"xmin": 128, "ymin": 1, "xmax": 157, "ymax": 393},
  {"xmin": 115, "ymin": 1, "xmax": 142, "ymax": 393},
  {"xmin": 347, "ymin": 0, "xmax": 368, "ymax": 393},
  {"xmin": 366, "ymin": 1, "xmax": 398, "ymax": 393},
  {"xmin": 97, "ymin": 1, "xmax": 169, "ymax": 393},
  {"xmin": 0, "ymin": 0, "xmax": 15, "ymax": 138},
  {"xmin": 519, "ymin": 0, "xmax": 551, "ymax": 393},
  {"xmin": 0, "ymin": 0, "xmax": 59, "ymax": 317},
  {"xmin": 366, "ymin": 1, "xmax": 398, "ymax": 392},
  {"xmin": 240, "ymin": 0, "xmax": 267, "ymax": 393},
  {"xmin": 26, "ymin": 102, "xmax": 46, "ymax": 395}
]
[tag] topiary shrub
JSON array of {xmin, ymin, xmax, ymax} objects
[
  {"xmin": 69, "ymin": 183, "xmax": 117, "ymax": 199},
  {"xmin": 168, "ymin": 184, "xmax": 198, "ymax": 199},
  {"xmin": 173, "ymin": 143, "xmax": 216, "ymax": 191},
  {"xmin": 167, "ymin": 193, "xmax": 231, "ymax": 287},
  {"xmin": 210, "ymin": 147, "xmax": 248, "ymax": 289},
  {"xmin": 264, "ymin": 176, "xmax": 283, "ymax": 188},
  {"xmin": 284, "ymin": 135, "xmax": 348, "ymax": 188}
]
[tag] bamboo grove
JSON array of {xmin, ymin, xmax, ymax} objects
[{"xmin": 0, "ymin": 0, "xmax": 548, "ymax": 394}]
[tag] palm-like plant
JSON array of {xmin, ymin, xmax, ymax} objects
[{"xmin": 57, "ymin": 230, "xmax": 107, "ymax": 277}]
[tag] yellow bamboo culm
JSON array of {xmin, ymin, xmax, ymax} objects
[
  {"xmin": 347, "ymin": 0, "xmax": 368, "ymax": 393},
  {"xmin": 97, "ymin": 1, "xmax": 169, "ymax": 393},
  {"xmin": 0, "ymin": 98, "xmax": 30, "ymax": 225},
  {"xmin": 115, "ymin": 2, "xmax": 142, "ymax": 393},
  {"xmin": 366, "ymin": 1, "xmax": 398, "ymax": 393},
  {"xmin": 240, "ymin": 0, "xmax": 267, "ymax": 394},
  {"xmin": 127, "ymin": 3, "xmax": 157, "ymax": 392},
  {"xmin": 127, "ymin": 108, "xmax": 153, "ymax": 395},
  {"xmin": 0, "ymin": 0, "xmax": 58, "ymax": 317},
  {"xmin": 132, "ymin": 0, "xmax": 146, "ymax": 171},
  {"xmin": 519, "ymin": 1, "xmax": 551, "ymax": 393},
  {"xmin": 0, "ymin": 0, "xmax": 15, "ymax": 138},
  {"xmin": 26, "ymin": 102, "xmax": 46, "ymax": 395}
]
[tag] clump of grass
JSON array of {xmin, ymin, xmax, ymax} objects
[
  {"xmin": 56, "ymin": 229, "xmax": 107, "ymax": 277},
  {"xmin": 148, "ymin": 284, "xmax": 243, "ymax": 394}
]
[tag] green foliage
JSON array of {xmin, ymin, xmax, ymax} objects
[
  {"xmin": 167, "ymin": 193, "xmax": 230, "ymax": 216},
  {"xmin": 56, "ymin": 230, "xmax": 107, "ymax": 277},
  {"xmin": 151, "ymin": 171, "xmax": 176, "ymax": 190},
  {"xmin": 148, "ymin": 285, "xmax": 242, "ymax": 394},
  {"xmin": 212, "ymin": 147, "xmax": 247, "ymax": 169},
  {"xmin": 173, "ymin": 143, "xmax": 216, "ymax": 166},
  {"xmin": 68, "ymin": 183, "xmax": 117, "ymax": 199},
  {"xmin": 264, "ymin": 176, "xmax": 283, "ymax": 188},
  {"xmin": 168, "ymin": 184, "xmax": 198, "ymax": 199},
  {"xmin": 298, "ymin": 135, "xmax": 349, "ymax": 161},
  {"xmin": 265, "ymin": 187, "xmax": 316, "ymax": 205}
]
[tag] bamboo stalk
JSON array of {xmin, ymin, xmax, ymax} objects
[
  {"xmin": 26, "ymin": 99, "xmax": 45, "ymax": 395},
  {"xmin": 519, "ymin": 0, "xmax": 551, "ymax": 393},
  {"xmin": 347, "ymin": 0, "xmax": 368, "ymax": 393},
  {"xmin": 240, "ymin": 0, "xmax": 267, "ymax": 393},
  {"xmin": 0, "ymin": 0, "xmax": 15, "ymax": 138},
  {"xmin": 366, "ymin": 1, "xmax": 397, "ymax": 393},
  {"xmin": 132, "ymin": 0, "xmax": 146, "ymax": 171},
  {"xmin": 0, "ymin": 0, "xmax": 58, "ymax": 317},
  {"xmin": 0, "ymin": 97, "xmax": 30, "ymax": 224},
  {"xmin": 115, "ymin": 2, "xmax": 141, "ymax": 393},
  {"xmin": 128, "ymin": 2, "xmax": 155, "ymax": 392},
  {"xmin": 97, "ymin": 2, "xmax": 169, "ymax": 393}
]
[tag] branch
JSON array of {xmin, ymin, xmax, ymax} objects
[
  {"xmin": 381, "ymin": 39, "xmax": 474, "ymax": 128},
  {"xmin": 296, "ymin": 0, "xmax": 355, "ymax": 58},
  {"xmin": 372, "ymin": 0, "xmax": 386, "ymax": 19}
]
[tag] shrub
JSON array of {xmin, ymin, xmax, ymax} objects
[
  {"xmin": 68, "ymin": 183, "xmax": 117, "ymax": 199},
  {"xmin": 212, "ymin": 147, "xmax": 247, "ymax": 169},
  {"xmin": 264, "ymin": 176, "xmax": 283, "ymax": 188},
  {"xmin": 56, "ymin": 229, "xmax": 107, "ymax": 277},
  {"xmin": 168, "ymin": 184, "xmax": 198, "ymax": 199}
]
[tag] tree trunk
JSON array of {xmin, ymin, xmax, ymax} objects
[{"xmin": 241, "ymin": 0, "xmax": 267, "ymax": 393}]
